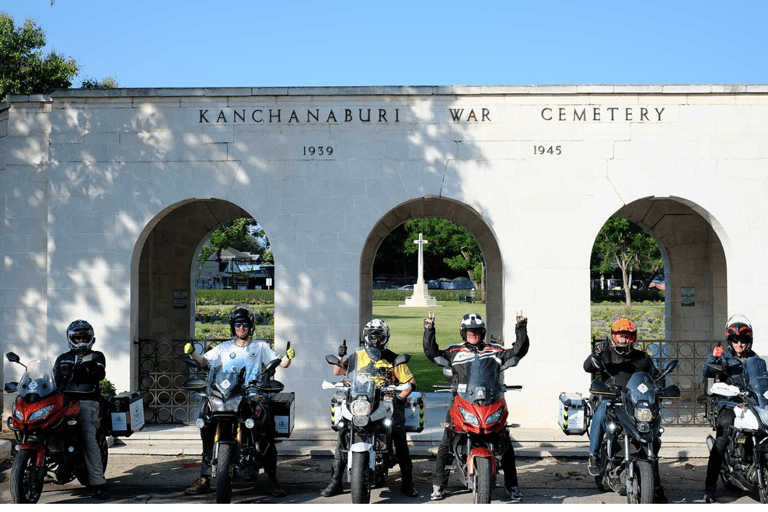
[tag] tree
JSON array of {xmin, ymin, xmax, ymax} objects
[
  {"xmin": 591, "ymin": 217, "xmax": 663, "ymax": 307},
  {"xmin": 0, "ymin": 14, "xmax": 80, "ymax": 102},
  {"xmin": 197, "ymin": 218, "xmax": 270, "ymax": 266}
]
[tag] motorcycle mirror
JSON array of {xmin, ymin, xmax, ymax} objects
[
  {"xmin": 590, "ymin": 355, "xmax": 608, "ymax": 374},
  {"xmin": 659, "ymin": 359, "xmax": 679, "ymax": 378},
  {"xmin": 4, "ymin": 382, "xmax": 18, "ymax": 393},
  {"xmin": 182, "ymin": 357, "xmax": 202, "ymax": 370},
  {"xmin": 394, "ymin": 353, "xmax": 411, "ymax": 366},
  {"xmin": 6, "ymin": 352, "xmax": 20, "ymax": 364},
  {"xmin": 432, "ymin": 355, "xmax": 450, "ymax": 368},
  {"xmin": 326, "ymin": 354, "xmax": 342, "ymax": 366}
]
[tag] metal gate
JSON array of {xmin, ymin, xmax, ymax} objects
[
  {"xmin": 639, "ymin": 339, "xmax": 716, "ymax": 426},
  {"xmin": 137, "ymin": 338, "xmax": 227, "ymax": 424}
]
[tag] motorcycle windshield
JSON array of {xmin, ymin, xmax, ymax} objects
[
  {"xmin": 745, "ymin": 356, "xmax": 768, "ymax": 408},
  {"xmin": 452, "ymin": 352, "xmax": 503, "ymax": 403},
  {"xmin": 348, "ymin": 369, "xmax": 377, "ymax": 401},
  {"xmin": 207, "ymin": 366, "xmax": 244, "ymax": 399},
  {"xmin": 17, "ymin": 360, "xmax": 57, "ymax": 399},
  {"xmin": 623, "ymin": 372, "xmax": 657, "ymax": 404}
]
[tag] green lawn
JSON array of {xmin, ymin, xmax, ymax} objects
[{"xmin": 371, "ymin": 300, "xmax": 487, "ymax": 391}]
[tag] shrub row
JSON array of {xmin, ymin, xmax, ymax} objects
[{"xmin": 196, "ymin": 288, "xmax": 477, "ymax": 305}]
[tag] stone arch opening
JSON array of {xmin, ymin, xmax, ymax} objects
[
  {"xmin": 594, "ymin": 197, "xmax": 728, "ymax": 425},
  {"xmin": 129, "ymin": 199, "xmax": 254, "ymax": 421},
  {"xmin": 360, "ymin": 198, "xmax": 503, "ymax": 339}
]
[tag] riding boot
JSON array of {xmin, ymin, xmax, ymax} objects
[
  {"xmin": 653, "ymin": 460, "xmax": 668, "ymax": 503},
  {"xmin": 399, "ymin": 458, "xmax": 418, "ymax": 497},
  {"xmin": 320, "ymin": 459, "xmax": 344, "ymax": 497}
]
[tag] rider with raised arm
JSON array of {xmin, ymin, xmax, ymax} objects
[
  {"xmin": 320, "ymin": 319, "xmax": 419, "ymax": 498},
  {"xmin": 423, "ymin": 311, "xmax": 529, "ymax": 501},
  {"xmin": 701, "ymin": 314, "xmax": 761, "ymax": 503},
  {"xmin": 183, "ymin": 304, "xmax": 295, "ymax": 497}
]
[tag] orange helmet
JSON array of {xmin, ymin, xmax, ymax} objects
[{"xmin": 611, "ymin": 318, "xmax": 637, "ymax": 353}]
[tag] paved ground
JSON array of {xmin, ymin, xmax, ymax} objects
[{"xmin": 0, "ymin": 452, "xmax": 763, "ymax": 505}]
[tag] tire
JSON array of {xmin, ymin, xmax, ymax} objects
[
  {"xmin": 10, "ymin": 448, "xmax": 45, "ymax": 504},
  {"xmin": 627, "ymin": 460, "xmax": 655, "ymax": 504},
  {"xmin": 215, "ymin": 443, "xmax": 234, "ymax": 504},
  {"xmin": 350, "ymin": 451, "xmax": 371, "ymax": 504},
  {"xmin": 595, "ymin": 475, "xmax": 608, "ymax": 492},
  {"xmin": 759, "ymin": 462, "xmax": 768, "ymax": 504},
  {"xmin": 472, "ymin": 457, "xmax": 492, "ymax": 504}
]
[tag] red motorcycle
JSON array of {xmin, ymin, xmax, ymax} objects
[
  {"xmin": 433, "ymin": 353, "xmax": 521, "ymax": 503},
  {"xmin": 4, "ymin": 352, "xmax": 109, "ymax": 503}
]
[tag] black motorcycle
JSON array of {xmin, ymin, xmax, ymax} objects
[
  {"xmin": 707, "ymin": 356, "xmax": 768, "ymax": 503},
  {"xmin": 183, "ymin": 353, "xmax": 285, "ymax": 503},
  {"xmin": 589, "ymin": 356, "xmax": 680, "ymax": 503},
  {"xmin": 322, "ymin": 348, "xmax": 412, "ymax": 504}
]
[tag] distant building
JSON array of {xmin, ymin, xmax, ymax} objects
[{"xmin": 196, "ymin": 248, "xmax": 274, "ymax": 289}]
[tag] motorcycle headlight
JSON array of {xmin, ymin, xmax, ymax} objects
[
  {"xmin": 351, "ymin": 398, "xmax": 371, "ymax": 417},
  {"xmin": 635, "ymin": 407, "xmax": 654, "ymax": 423},
  {"xmin": 460, "ymin": 407, "xmax": 479, "ymax": 426},
  {"xmin": 209, "ymin": 397, "xmax": 224, "ymax": 410},
  {"xmin": 13, "ymin": 404, "xmax": 24, "ymax": 421},
  {"xmin": 486, "ymin": 408, "xmax": 503, "ymax": 425},
  {"xmin": 29, "ymin": 404, "xmax": 54, "ymax": 422}
]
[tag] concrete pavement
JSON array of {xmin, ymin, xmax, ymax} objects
[{"xmin": 2, "ymin": 392, "xmax": 714, "ymax": 462}]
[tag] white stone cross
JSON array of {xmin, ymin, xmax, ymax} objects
[{"xmin": 414, "ymin": 233, "xmax": 428, "ymax": 286}]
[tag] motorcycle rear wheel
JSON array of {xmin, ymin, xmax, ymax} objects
[
  {"xmin": 472, "ymin": 457, "xmax": 492, "ymax": 504},
  {"xmin": 10, "ymin": 448, "xmax": 44, "ymax": 504},
  {"xmin": 626, "ymin": 460, "xmax": 655, "ymax": 504},
  {"xmin": 350, "ymin": 451, "xmax": 371, "ymax": 504},
  {"xmin": 215, "ymin": 443, "xmax": 234, "ymax": 504}
]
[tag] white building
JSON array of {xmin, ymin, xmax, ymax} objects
[{"xmin": 2, "ymin": 85, "xmax": 763, "ymax": 427}]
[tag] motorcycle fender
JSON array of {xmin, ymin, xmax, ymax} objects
[
  {"xmin": 348, "ymin": 442, "xmax": 376, "ymax": 471},
  {"xmin": 467, "ymin": 448, "xmax": 495, "ymax": 477},
  {"xmin": 18, "ymin": 443, "xmax": 46, "ymax": 467}
]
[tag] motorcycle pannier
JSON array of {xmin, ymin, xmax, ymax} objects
[
  {"xmin": 558, "ymin": 392, "xmax": 588, "ymax": 436},
  {"xmin": 404, "ymin": 392, "xmax": 426, "ymax": 433},
  {"xmin": 108, "ymin": 391, "xmax": 145, "ymax": 437},
  {"xmin": 271, "ymin": 392, "xmax": 295, "ymax": 438},
  {"xmin": 330, "ymin": 394, "xmax": 345, "ymax": 431}
]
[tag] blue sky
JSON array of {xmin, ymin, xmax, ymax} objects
[{"xmin": 3, "ymin": 0, "xmax": 767, "ymax": 88}]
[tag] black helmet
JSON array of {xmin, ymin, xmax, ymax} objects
[
  {"xmin": 460, "ymin": 313, "xmax": 486, "ymax": 342},
  {"xmin": 363, "ymin": 319, "xmax": 390, "ymax": 350},
  {"xmin": 67, "ymin": 319, "xmax": 95, "ymax": 354},
  {"xmin": 229, "ymin": 305, "xmax": 255, "ymax": 337},
  {"xmin": 725, "ymin": 314, "xmax": 753, "ymax": 352}
]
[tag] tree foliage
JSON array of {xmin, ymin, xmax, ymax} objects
[
  {"xmin": 0, "ymin": 14, "xmax": 80, "ymax": 102},
  {"xmin": 591, "ymin": 217, "xmax": 663, "ymax": 307},
  {"xmin": 198, "ymin": 218, "xmax": 271, "ymax": 265}
]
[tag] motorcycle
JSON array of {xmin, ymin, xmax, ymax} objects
[
  {"xmin": 322, "ymin": 345, "xmax": 412, "ymax": 504},
  {"xmin": 706, "ymin": 356, "xmax": 768, "ymax": 503},
  {"xmin": 588, "ymin": 356, "xmax": 680, "ymax": 503},
  {"xmin": 3, "ymin": 351, "xmax": 109, "ymax": 503},
  {"xmin": 182, "ymin": 346, "xmax": 288, "ymax": 504},
  {"xmin": 430, "ymin": 352, "xmax": 522, "ymax": 504}
]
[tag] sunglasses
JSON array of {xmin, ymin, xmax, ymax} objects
[{"xmin": 234, "ymin": 322, "xmax": 251, "ymax": 328}]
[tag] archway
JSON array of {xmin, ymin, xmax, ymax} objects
[
  {"xmin": 130, "ymin": 199, "xmax": 253, "ymax": 423},
  {"xmin": 594, "ymin": 197, "xmax": 728, "ymax": 425},
  {"xmin": 360, "ymin": 198, "xmax": 503, "ymax": 339}
]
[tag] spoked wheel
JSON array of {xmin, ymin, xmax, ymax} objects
[
  {"xmin": 350, "ymin": 451, "xmax": 371, "ymax": 504},
  {"xmin": 10, "ymin": 448, "xmax": 45, "ymax": 503},
  {"xmin": 215, "ymin": 442, "xmax": 234, "ymax": 504},
  {"xmin": 472, "ymin": 457, "xmax": 492, "ymax": 504},
  {"xmin": 627, "ymin": 460, "xmax": 655, "ymax": 504}
]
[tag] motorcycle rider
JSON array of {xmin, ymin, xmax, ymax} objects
[
  {"xmin": 424, "ymin": 311, "xmax": 529, "ymax": 501},
  {"xmin": 320, "ymin": 318, "xmax": 419, "ymax": 498},
  {"xmin": 701, "ymin": 314, "xmax": 761, "ymax": 503},
  {"xmin": 183, "ymin": 304, "xmax": 295, "ymax": 497},
  {"xmin": 52, "ymin": 320, "xmax": 109, "ymax": 500},
  {"xmin": 584, "ymin": 318, "xmax": 666, "ymax": 501}
]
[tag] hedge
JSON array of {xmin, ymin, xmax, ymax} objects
[{"xmin": 196, "ymin": 288, "xmax": 478, "ymax": 305}]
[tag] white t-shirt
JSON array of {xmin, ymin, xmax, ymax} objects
[{"xmin": 204, "ymin": 338, "xmax": 281, "ymax": 380}]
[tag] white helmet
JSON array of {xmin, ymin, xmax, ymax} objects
[
  {"xmin": 363, "ymin": 319, "xmax": 390, "ymax": 350},
  {"xmin": 460, "ymin": 313, "xmax": 486, "ymax": 342}
]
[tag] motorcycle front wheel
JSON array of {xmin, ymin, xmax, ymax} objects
[
  {"xmin": 472, "ymin": 457, "xmax": 492, "ymax": 504},
  {"xmin": 10, "ymin": 448, "xmax": 45, "ymax": 503},
  {"xmin": 350, "ymin": 451, "xmax": 371, "ymax": 504},
  {"xmin": 215, "ymin": 442, "xmax": 234, "ymax": 504},
  {"xmin": 626, "ymin": 460, "xmax": 655, "ymax": 504}
]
